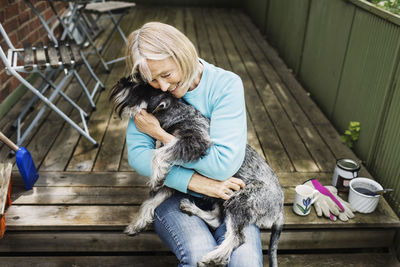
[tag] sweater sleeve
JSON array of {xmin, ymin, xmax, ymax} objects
[
  {"xmin": 126, "ymin": 118, "xmax": 194, "ymax": 193},
  {"xmin": 182, "ymin": 75, "xmax": 247, "ymax": 180}
]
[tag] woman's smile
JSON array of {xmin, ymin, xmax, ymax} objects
[{"xmin": 169, "ymin": 82, "xmax": 180, "ymax": 92}]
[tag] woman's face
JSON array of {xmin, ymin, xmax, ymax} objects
[{"xmin": 146, "ymin": 58, "xmax": 187, "ymax": 98}]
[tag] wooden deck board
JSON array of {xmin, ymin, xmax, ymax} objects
[
  {"xmin": 0, "ymin": 253, "xmax": 398, "ymax": 267},
  {"xmin": 6, "ymin": 181, "xmax": 397, "ymax": 210},
  {"xmin": 0, "ymin": 230, "xmax": 396, "ymax": 252},
  {"xmin": 211, "ymin": 8, "xmax": 295, "ymax": 173},
  {"xmin": 1, "ymin": 6, "xmax": 399, "ymax": 264},
  {"xmin": 5, "ymin": 203, "xmax": 400, "ymax": 231},
  {"xmin": 221, "ymin": 9, "xmax": 320, "ymax": 173},
  {"xmin": 229, "ymin": 9, "xmax": 336, "ymax": 173}
]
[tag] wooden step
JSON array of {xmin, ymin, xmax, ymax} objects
[
  {"xmin": 2, "ymin": 171, "xmax": 399, "ymax": 253},
  {"xmin": 0, "ymin": 229, "xmax": 396, "ymax": 253},
  {"xmin": 0, "ymin": 252, "xmax": 398, "ymax": 267}
]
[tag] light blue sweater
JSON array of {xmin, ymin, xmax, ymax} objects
[{"xmin": 126, "ymin": 59, "xmax": 247, "ymax": 194}]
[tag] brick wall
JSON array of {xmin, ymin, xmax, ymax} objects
[{"xmin": 0, "ymin": 0, "xmax": 66, "ymax": 104}]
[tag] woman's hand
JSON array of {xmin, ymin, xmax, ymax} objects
[
  {"xmin": 134, "ymin": 109, "xmax": 175, "ymax": 144},
  {"xmin": 188, "ymin": 172, "xmax": 245, "ymax": 200}
]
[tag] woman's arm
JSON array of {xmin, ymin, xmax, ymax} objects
[
  {"xmin": 188, "ymin": 172, "xmax": 245, "ymax": 200},
  {"xmin": 126, "ymin": 119, "xmax": 194, "ymax": 194},
  {"xmin": 128, "ymin": 75, "xmax": 247, "ymax": 196},
  {"xmin": 127, "ymin": 118, "xmax": 245, "ymax": 199},
  {"xmin": 182, "ymin": 75, "xmax": 247, "ymax": 180}
]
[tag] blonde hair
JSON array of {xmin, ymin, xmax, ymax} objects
[{"xmin": 126, "ymin": 22, "xmax": 200, "ymax": 91}]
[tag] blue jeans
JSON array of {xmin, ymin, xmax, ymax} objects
[{"xmin": 154, "ymin": 192, "xmax": 263, "ymax": 267}]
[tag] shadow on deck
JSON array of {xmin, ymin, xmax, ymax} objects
[{"xmin": 0, "ymin": 6, "xmax": 399, "ymax": 266}]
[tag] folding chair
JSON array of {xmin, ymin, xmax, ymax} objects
[
  {"xmin": 50, "ymin": 0, "xmax": 136, "ymax": 71},
  {"xmin": 83, "ymin": 1, "xmax": 136, "ymax": 58},
  {"xmin": 0, "ymin": 23, "xmax": 102, "ymax": 147}
]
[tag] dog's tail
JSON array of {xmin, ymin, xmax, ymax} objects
[{"xmin": 269, "ymin": 213, "xmax": 284, "ymax": 267}]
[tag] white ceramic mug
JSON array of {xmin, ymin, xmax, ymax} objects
[{"xmin": 292, "ymin": 184, "xmax": 319, "ymax": 216}]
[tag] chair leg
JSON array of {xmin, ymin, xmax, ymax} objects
[
  {"xmin": 12, "ymin": 70, "xmax": 58, "ymax": 129},
  {"xmin": 80, "ymin": 50, "xmax": 105, "ymax": 94},
  {"xmin": 98, "ymin": 12, "xmax": 125, "ymax": 53},
  {"xmin": 109, "ymin": 11, "xmax": 128, "ymax": 43},
  {"xmin": 9, "ymin": 68, "xmax": 98, "ymax": 146},
  {"xmin": 76, "ymin": 18, "xmax": 110, "ymax": 72},
  {"xmin": 71, "ymin": 70, "xmax": 96, "ymax": 109}
]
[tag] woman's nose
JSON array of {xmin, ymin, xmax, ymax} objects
[{"xmin": 159, "ymin": 80, "xmax": 170, "ymax": 92}]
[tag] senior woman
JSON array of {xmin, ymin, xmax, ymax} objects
[{"xmin": 125, "ymin": 22, "xmax": 263, "ymax": 267}]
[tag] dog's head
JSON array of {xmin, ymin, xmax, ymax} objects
[{"xmin": 110, "ymin": 76, "xmax": 174, "ymax": 118}]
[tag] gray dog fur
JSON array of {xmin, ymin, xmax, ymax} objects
[{"xmin": 111, "ymin": 77, "xmax": 284, "ymax": 267}]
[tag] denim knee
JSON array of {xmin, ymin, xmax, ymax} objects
[
  {"xmin": 214, "ymin": 223, "xmax": 263, "ymax": 267},
  {"xmin": 154, "ymin": 194, "xmax": 217, "ymax": 267}
]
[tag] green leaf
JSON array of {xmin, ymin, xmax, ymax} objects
[{"xmin": 296, "ymin": 204, "xmax": 307, "ymax": 214}]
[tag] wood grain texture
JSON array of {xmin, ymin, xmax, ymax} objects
[
  {"xmin": 58, "ymin": 43, "xmax": 72, "ymax": 68},
  {"xmin": 0, "ymin": 253, "xmax": 397, "ymax": 267},
  {"xmin": 35, "ymin": 42, "xmax": 47, "ymax": 70},
  {"xmin": 46, "ymin": 42, "xmax": 59, "ymax": 69},
  {"xmin": 0, "ymin": 230, "xmax": 395, "ymax": 252},
  {"xmin": 1, "ymin": 7, "xmax": 400, "ymax": 259},
  {"xmin": 5, "ymin": 204, "xmax": 400, "ymax": 231},
  {"xmin": 23, "ymin": 43, "xmax": 34, "ymax": 71},
  {"xmin": 0, "ymin": 163, "xmax": 12, "ymax": 216}
]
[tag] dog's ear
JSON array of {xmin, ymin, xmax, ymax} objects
[
  {"xmin": 110, "ymin": 77, "xmax": 130, "ymax": 104},
  {"xmin": 110, "ymin": 77, "xmax": 135, "ymax": 118},
  {"xmin": 147, "ymin": 94, "xmax": 172, "ymax": 114}
]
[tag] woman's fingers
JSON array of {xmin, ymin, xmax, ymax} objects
[
  {"xmin": 221, "ymin": 189, "xmax": 234, "ymax": 200},
  {"xmin": 214, "ymin": 178, "xmax": 246, "ymax": 200},
  {"xmin": 227, "ymin": 177, "xmax": 245, "ymax": 189},
  {"xmin": 227, "ymin": 182, "xmax": 241, "ymax": 191},
  {"xmin": 134, "ymin": 109, "xmax": 162, "ymax": 137}
]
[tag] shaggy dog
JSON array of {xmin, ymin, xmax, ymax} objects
[{"xmin": 111, "ymin": 77, "xmax": 284, "ymax": 267}]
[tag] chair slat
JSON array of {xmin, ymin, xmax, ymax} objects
[
  {"xmin": 84, "ymin": 2, "xmax": 136, "ymax": 13},
  {"xmin": 35, "ymin": 42, "xmax": 47, "ymax": 70},
  {"xmin": 59, "ymin": 43, "xmax": 71, "ymax": 68},
  {"xmin": 23, "ymin": 43, "xmax": 34, "ymax": 71},
  {"xmin": 47, "ymin": 42, "xmax": 59, "ymax": 69},
  {"xmin": 70, "ymin": 43, "xmax": 82, "ymax": 65}
]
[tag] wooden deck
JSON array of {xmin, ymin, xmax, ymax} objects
[{"xmin": 1, "ymin": 6, "xmax": 400, "ymax": 266}]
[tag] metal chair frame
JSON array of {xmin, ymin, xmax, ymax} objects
[
  {"xmin": 46, "ymin": 0, "xmax": 136, "ymax": 71},
  {"xmin": 0, "ymin": 23, "xmax": 102, "ymax": 147}
]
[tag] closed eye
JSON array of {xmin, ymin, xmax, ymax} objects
[{"xmin": 161, "ymin": 73, "xmax": 171, "ymax": 78}]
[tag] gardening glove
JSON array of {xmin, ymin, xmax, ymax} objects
[
  {"xmin": 328, "ymin": 185, "xmax": 356, "ymax": 221},
  {"xmin": 304, "ymin": 180, "xmax": 355, "ymax": 222}
]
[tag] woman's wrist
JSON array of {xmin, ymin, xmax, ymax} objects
[
  {"xmin": 188, "ymin": 172, "xmax": 218, "ymax": 197},
  {"xmin": 188, "ymin": 172, "xmax": 246, "ymax": 200},
  {"xmin": 153, "ymin": 129, "xmax": 176, "ymax": 144}
]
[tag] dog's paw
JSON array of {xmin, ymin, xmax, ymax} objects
[
  {"xmin": 124, "ymin": 224, "xmax": 141, "ymax": 236},
  {"xmin": 179, "ymin": 199, "xmax": 194, "ymax": 216}
]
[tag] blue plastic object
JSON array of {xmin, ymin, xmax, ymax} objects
[{"xmin": 15, "ymin": 147, "xmax": 39, "ymax": 190}]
